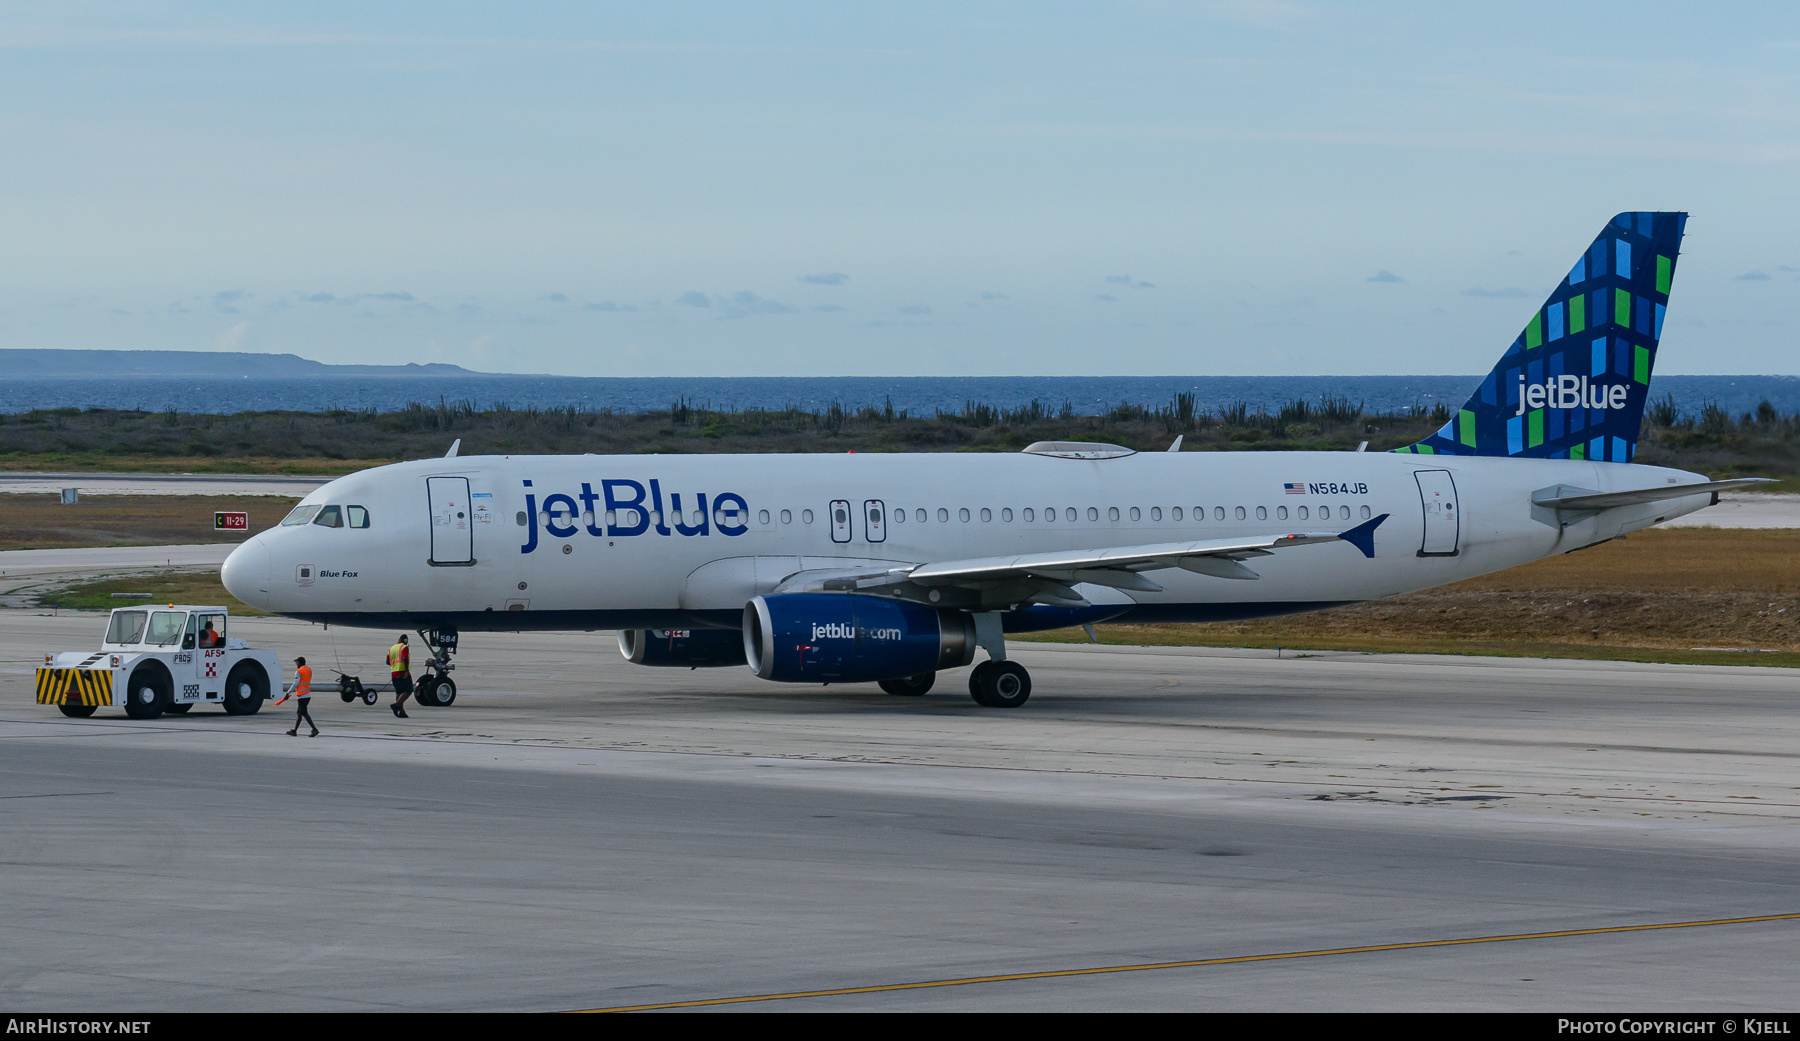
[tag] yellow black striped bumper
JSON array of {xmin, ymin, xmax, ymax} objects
[{"xmin": 36, "ymin": 668, "xmax": 113, "ymax": 706}]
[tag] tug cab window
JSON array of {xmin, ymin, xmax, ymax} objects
[
  {"xmin": 196, "ymin": 612, "xmax": 227, "ymax": 648},
  {"xmin": 144, "ymin": 611, "xmax": 187, "ymax": 647},
  {"xmin": 106, "ymin": 610, "xmax": 147, "ymax": 645},
  {"xmin": 312, "ymin": 505, "xmax": 343, "ymax": 528},
  {"xmin": 346, "ymin": 505, "xmax": 370, "ymax": 528}
]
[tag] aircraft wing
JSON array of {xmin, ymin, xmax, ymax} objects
[
  {"xmin": 1531, "ymin": 478, "xmax": 1774, "ymax": 511},
  {"xmin": 775, "ymin": 514, "xmax": 1389, "ymax": 609}
]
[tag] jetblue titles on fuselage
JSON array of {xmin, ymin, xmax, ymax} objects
[{"xmin": 520, "ymin": 478, "xmax": 750, "ymax": 554}]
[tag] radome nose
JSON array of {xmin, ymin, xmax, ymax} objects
[{"xmin": 221, "ymin": 537, "xmax": 272, "ymax": 610}]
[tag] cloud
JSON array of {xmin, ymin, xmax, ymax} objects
[
  {"xmin": 674, "ymin": 291, "xmax": 711, "ymax": 308},
  {"xmin": 801, "ymin": 272, "xmax": 849, "ymax": 286},
  {"xmin": 812, "ymin": 304, "xmax": 845, "ymax": 312},
  {"xmin": 542, "ymin": 292, "xmax": 569, "ymax": 303},
  {"xmin": 213, "ymin": 289, "xmax": 248, "ymax": 313},
  {"xmin": 1736, "ymin": 270, "xmax": 1772, "ymax": 281},
  {"xmin": 456, "ymin": 303, "xmax": 481, "ymax": 316},
  {"xmin": 1105, "ymin": 275, "xmax": 1155, "ymax": 289},
  {"xmin": 1462, "ymin": 286, "xmax": 1530, "ymax": 298},
  {"xmin": 718, "ymin": 291, "xmax": 798, "ymax": 317},
  {"xmin": 367, "ymin": 291, "xmax": 414, "ymax": 301},
  {"xmin": 584, "ymin": 300, "xmax": 634, "ymax": 311},
  {"xmin": 1095, "ymin": 293, "xmax": 1117, "ymax": 302},
  {"xmin": 216, "ymin": 321, "xmax": 249, "ymax": 350},
  {"xmin": 980, "ymin": 291, "xmax": 1008, "ymax": 301},
  {"xmin": 1366, "ymin": 270, "xmax": 1405, "ymax": 283},
  {"xmin": 897, "ymin": 303, "xmax": 932, "ymax": 315},
  {"xmin": 301, "ymin": 292, "xmax": 334, "ymax": 303},
  {"xmin": 1778, "ymin": 265, "xmax": 1798, "ymax": 273}
]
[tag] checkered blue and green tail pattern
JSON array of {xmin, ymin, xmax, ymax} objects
[{"xmin": 1396, "ymin": 211, "xmax": 1686, "ymax": 462}]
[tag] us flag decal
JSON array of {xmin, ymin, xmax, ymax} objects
[{"xmin": 1283, "ymin": 483, "xmax": 1306, "ymax": 494}]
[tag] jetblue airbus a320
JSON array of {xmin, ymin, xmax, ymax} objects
[{"xmin": 222, "ymin": 212, "xmax": 1760, "ymax": 707}]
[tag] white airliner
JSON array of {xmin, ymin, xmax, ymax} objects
[{"xmin": 221, "ymin": 211, "xmax": 1760, "ymax": 707}]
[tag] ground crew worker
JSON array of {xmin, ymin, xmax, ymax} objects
[
  {"xmin": 276, "ymin": 656, "xmax": 318, "ymax": 737},
  {"xmin": 388, "ymin": 635, "xmax": 412, "ymax": 718}
]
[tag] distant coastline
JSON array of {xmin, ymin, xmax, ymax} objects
[{"xmin": 0, "ymin": 348, "xmax": 495, "ymax": 379}]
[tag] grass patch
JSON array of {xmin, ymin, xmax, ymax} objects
[
  {"xmin": 0, "ymin": 494, "xmax": 299, "ymax": 550},
  {"xmin": 39, "ymin": 571, "xmax": 266, "ymax": 615}
]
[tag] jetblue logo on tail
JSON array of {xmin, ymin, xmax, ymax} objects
[{"xmin": 1397, "ymin": 211, "xmax": 1685, "ymax": 463}]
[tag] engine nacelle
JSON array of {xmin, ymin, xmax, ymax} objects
[
  {"xmin": 744, "ymin": 593, "xmax": 976, "ymax": 683},
  {"xmin": 618, "ymin": 628, "xmax": 748, "ymax": 668}
]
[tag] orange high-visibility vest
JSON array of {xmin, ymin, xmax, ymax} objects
[
  {"xmin": 292, "ymin": 664, "xmax": 312, "ymax": 699},
  {"xmin": 388, "ymin": 643, "xmax": 409, "ymax": 674}
]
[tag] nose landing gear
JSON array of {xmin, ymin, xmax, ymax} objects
[{"xmin": 413, "ymin": 628, "xmax": 459, "ymax": 707}]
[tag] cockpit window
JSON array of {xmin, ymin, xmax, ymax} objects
[
  {"xmin": 280, "ymin": 504, "xmax": 322, "ymax": 526},
  {"xmin": 312, "ymin": 505, "xmax": 343, "ymax": 528},
  {"xmin": 106, "ymin": 610, "xmax": 147, "ymax": 645},
  {"xmin": 346, "ymin": 505, "xmax": 370, "ymax": 529},
  {"xmin": 144, "ymin": 611, "xmax": 186, "ymax": 647}
]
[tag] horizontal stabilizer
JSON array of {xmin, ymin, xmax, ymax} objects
[
  {"xmin": 1531, "ymin": 478, "xmax": 1774, "ymax": 511},
  {"xmin": 1336, "ymin": 513, "xmax": 1389, "ymax": 559}
]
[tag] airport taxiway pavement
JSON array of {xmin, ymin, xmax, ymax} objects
[{"xmin": 2, "ymin": 609, "xmax": 1798, "ymax": 1011}]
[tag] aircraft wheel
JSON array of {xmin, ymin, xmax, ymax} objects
[
  {"xmin": 971, "ymin": 660, "xmax": 1031, "ymax": 709},
  {"xmin": 425, "ymin": 678, "xmax": 455, "ymax": 707},
  {"xmin": 414, "ymin": 676, "xmax": 440, "ymax": 707},
  {"xmin": 57, "ymin": 703, "xmax": 97, "ymax": 718},
  {"xmin": 967, "ymin": 660, "xmax": 997, "ymax": 706},
  {"xmin": 879, "ymin": 673, "xmax": 935, "ymax": 697}
]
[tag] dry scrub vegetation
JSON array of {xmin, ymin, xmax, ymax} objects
[{"xmin": 0, "ymin": 494, "xmax": 299, "ymax": 551}]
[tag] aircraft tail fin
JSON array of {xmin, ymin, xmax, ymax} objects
[{"xmin": 1397, "ymin": 211, "xmax": 1686, "ymax": 462}]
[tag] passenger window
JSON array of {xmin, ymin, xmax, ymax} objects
[
  {"xmin": 346, "ymin": 505, "xmax": 370, "ymax": 528},
  {"xmin": 1129, "ymin": 507, "xmax": 1140, "ymax": 521},
  {"xmin": 1340, "ymin": 505, "xmax": 1351, "ymax": 520},
  {"xmin": 1235, "ymin": 506, "xmax": 1247, "ymax": 520},
  {"xmin": 1214, "ymin": 507, "xmax": 1225, "ymax": 521},
  {"xmin": 1298, "ymin": 506, "xmax": 1309, "ymax": 520},
  {"xmin": 1256, "ymin": 506, "xmax": 1267, "ymax": 520},
  {"xmin": 1277, "ymin": 506, "xmax": 1288, "ymax": 520},
  {"xmin": 1001, "ymin": 508, "xmax": 1013, "ymax": 522},
  {"xmin": 312, "ymin": 505, "xmax": 343, "ymax": 528},
  {"xmin": 516, "ymin": 511, "xmax": 528, "ymax": 526},
  {"xmin": 1361, "ymin": 505, "xmax": 1371, "ymax": 519},
  {"xmin": 938, "ymin": 508, "xmax": 949, "ymax": 522},
  {"xmin": 915, "ymin": 508, "xmax": 926, "ymax": 523},
  {"xmin": 1151, "ymin": 507, "xmax": 1162, "ymax": 521},
  {"xmin": 1086, "ymin": 507, "xmax": 1098, "ymax": 521},
  {"xmin": 280, "ymin": 504, "xmax": 321, "ymax": 526},
  {"xmin": 1044, "ymin": 507, "xmax": 1055, "ymax": 523},
  {"xmin": 1172, "ymin": 507, "xmax": 1183, "ymax": 521},
  {"xmin": 781, "ymin": 510, "xmax": 792, "ymax": 524},
  {"xmin": 1023, "ymin": 508, "xmax": 1035, "ymax": 522},
  {"xmin": 802, "ymin": 510, "xmax": 814, "ymax": 524},
  {"xmin": 107, "ymin": 610, "xmax": 147, "ymax": 644},
  {"xmin": 980, "ymin": 508, "xmax": 991, "ymax": 522},
  {"xmin": 893, "ymin": 508, "xmax": 905, "ymax": 524},
  {"xmin": 1066, "ymin": 508, "xmax": 1077, "ymax": 522},
  {"xmin": 759, "ymin": 509, "xmax": 771, "ymax": 525}
]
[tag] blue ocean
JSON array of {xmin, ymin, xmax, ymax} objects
[{"xmin": 3, "ymin": 374, "xmax": 1797, "ymax": 419}]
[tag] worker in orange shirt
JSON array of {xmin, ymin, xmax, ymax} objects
[
  {"xmin": 388, "ymin": 634, "xmax": 412, "ymax": 719},
  {"xmin": 276, "ymin": 656, "xmax": 318, "ymax": 737}
]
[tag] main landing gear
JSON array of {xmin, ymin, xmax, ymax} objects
[
  {"xmin": 967, "ymin": 611, "xmax": 1030, "ymax": 708},
  {"xmin": 413, "ymin": 628, "xmax": 459, "ymax": 708}
]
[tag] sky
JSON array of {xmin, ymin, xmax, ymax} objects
[{"xmin": 1, "ymin": 1, "xmax": 1797, "ymax": 377}]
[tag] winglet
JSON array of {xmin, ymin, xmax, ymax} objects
[
  {"xmin": 445, "ymin": 438, "xmax": 461, "ymax": 458},
  {"xmin": 1337, "ymin": 513, "xmax": 1388, "ymax": 559}
]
